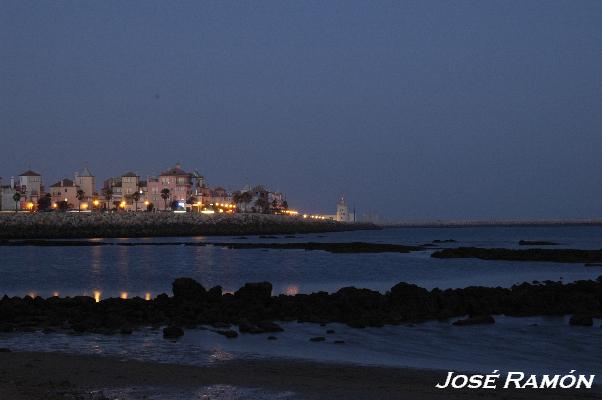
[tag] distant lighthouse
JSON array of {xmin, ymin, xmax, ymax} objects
[{"xmin": 336, "ymin": 197, "xmax": 349, "ymax": 222}]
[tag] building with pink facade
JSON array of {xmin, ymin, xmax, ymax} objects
[
  {"xmin": 147, "ymin": 163, "xmax": 198, "ymax": 210},
  {"xmin": 48, "ymin": 178, "xmax": 79, "ymax": 208}
]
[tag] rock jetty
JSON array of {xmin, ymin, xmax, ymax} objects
[
  {"xmin": 432, "ymin": 247, "xmax": 602, "ymax": 264},
  {"xmin": 0, "ymin": 213, "xmax": 378, "ymax": 239},
  {"xmin": 0, "ymin": 239, "xmax": 424, "ymax": 254},
  {"xmin": 1, "ymin": 277, "xmax": 601, "ymax": 336}
]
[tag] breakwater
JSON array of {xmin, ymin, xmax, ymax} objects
[
  {"xmin": 432, "ymin": 247, "xmax": 602, "ymax": 264},
  {"xmin": 0, "ymin": 213, "xmax": 378, "ymax": 239},
  {"xmin": 1, "ymin": 277, "xmax": 601, "ymax": 337}
]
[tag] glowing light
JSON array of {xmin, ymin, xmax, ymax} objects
[
  {"xmin": 52, "ymin": 291, "xmax": 59, "ymax": 297},
  {"xmin": 303, "ymin": 214, "xmax": 308, "ymax": 218},
  {"xmin": 52, "ymin": 203, "xmax": 57, "ymax": 208},
  {"xmin": 92, "ymin": 199, "xmax": 99, "ymax": 207},
  {"xmin": 144, "ymin": 200, "xmax": 149, "ymax": 206},
  {"xmin": 27, "ymin": 202, "xmax": 34, "ymax": 209},
  {"xmin": 201, "ymin": 210, "xmax": 215, "ymax": 214},
  {"xmin": 120, "ymin": 292, "xmax": 128, "ymax": 299},
  {"xmin": 93, "ymin": 290, "xmax": 101, "ymax": 303},
  {"xmin": 145, "ymin": 292, "xmax": 151, "ymax": 301},
  {"xmin": 120, "ymin": 201, "xmax": 126, "ymax": 208},
  {"xmin": 80, "ymin": 202, "xmax": 88, "ymax": 210},
  {"xmin": 285, "ymin": 285, "xmax": 299, "ymax": 296},
  {"xmin": 27, "ymin": 291, "xmax": 36, "ymax": 298}
]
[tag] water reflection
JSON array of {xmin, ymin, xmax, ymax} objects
[{"xmin": 209, "ymin": 347, "xmax": 235, "ymax": 362}]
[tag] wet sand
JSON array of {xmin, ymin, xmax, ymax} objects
[{"xmin": 1, "ymin": 351, "xmax": 600, "ymax": 399}]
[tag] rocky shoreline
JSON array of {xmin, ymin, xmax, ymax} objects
[
  {"xmin": 0, "ymin": 239, "xmax": 424, "ymax": 253},
  {"xmin": 0, "ymin": 212, "xmax": 378, "ymax": 239},
  {"xmin": 432, "ymin": 247, "xmax": 602, "ymax": 264},
  {"xmin": 1, "ymin": 277, "xmax": 601, "ymax": 338}
]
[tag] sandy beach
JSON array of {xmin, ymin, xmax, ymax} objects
[{"xmin": 0, "ymin": 351, "xmax": 600, "ymax": 399}]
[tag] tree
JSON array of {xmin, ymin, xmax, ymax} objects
[
  {"xmin": 102, "ymin": 187, "xmax": 113, "ymax": 211},
  {"xmin": 170, "ymin": 200, "xmax": 180, "ymax": 211},
  {"xmin": 232, "ymin": 191, "xmax": 242, "ymax": 207},
  {"xmin": 57, "ymin": 200, "xmax": 70, "ymax": 211},
  {"xmin": 131, "ymin": 191, "xmax": 141, "ymax": 212},
  {"xmin": 254, "ymin": 196, "xmax": 269, "ymax": 214},
  {"xmin": 76, "ymin": 189, "xmax": 85, "ymax": 211},
  {"xmin": 282, "ymin": 200, "xmax": 288, "ymax": 210},
  {"xmin": 12, "ymin": 192, "xmax": 21, "ymax": 212},
  {"xmin": 160, "ymin": 188, "xmax": 170, "ymax": 210},
  {"xmin": 271, "ymin": 199, "xmax": 278, "ymax": 212},
  {"xmin": 240, "ymin": 191, "xmax": 252, "ymax": 213},
  {"xmin": 37, "ymin": 193, "xmax": 52, "ymax": 211}
]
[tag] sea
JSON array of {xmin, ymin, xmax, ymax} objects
[{"xmin": 1, "ymin": 225, "xmax": 601, "ymax": 382}]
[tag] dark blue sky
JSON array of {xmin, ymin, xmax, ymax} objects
[{"xmin": 1, "ymin": 1, "xmax": 601, "ymax": 220}]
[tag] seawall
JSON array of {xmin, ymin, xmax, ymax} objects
[{"xmin": 0, "ymin": 212, "xmax": 379, "ymax": 239}]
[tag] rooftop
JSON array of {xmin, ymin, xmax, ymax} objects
[
  {"xmin": 49, "ymin": 178, "xmax": 76, "ymax": 188},
  {"xmin": 19, "ymin": 170, "xmax": 41, "ymax": 177},
  {"xmin": 160, "ymin": 163, "xmax": 190, "ymax": 177}
]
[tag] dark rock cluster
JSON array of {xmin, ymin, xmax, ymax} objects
[
  {"xmin": 432, "ymin": 247, "xmax": 602, "ymax": 264},
  {"xmin": 1, "ymin": 277, "xmax": 601, "ymax": 338},
  {"xmin": 0, "ymin": 240, "xmax": 423, "ymax": 254}
]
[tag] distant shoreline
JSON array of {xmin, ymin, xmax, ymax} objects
[
  {"xmin": 0, "ymin": 212, "xmax": 378, "ymax": 240},
  {"xmin": 383, "ymin": 220, "xmax": 602, "ymax": 228}
]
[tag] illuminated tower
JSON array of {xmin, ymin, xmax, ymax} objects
[{"xmin": 336, "ymin": 196, "xmax": 348, "ymax": 222}]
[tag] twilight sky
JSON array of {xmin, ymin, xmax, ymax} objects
[{"xmin": 1, "ymin": 1, "xmax": 601, "ymax": 221}]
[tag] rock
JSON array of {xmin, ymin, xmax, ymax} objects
[
  {"xmin": 0, "ymin": 348, "xmax": 11, "ymax": 352},
  {"xmin": 207, "ymin": 286, "xmax": 222, "ymax": 299},
  {"xmin": 238, "ymin": 320, "xmax": 264, "ymax": 334},
  {"xmin": 235, "ymin": 282, "xmax": 272, "ymax": 301},
  {"xmin": 569, "ymin": 315, "xmax": 594, "ymax": 326},
  {"xmin": 432, "ymin": 247, "xmax": 602, "ymax": 264},
  {"xmin": 172, "ymin": 278, "xmax": 206, "ymax": 301},
  {"xmin": 326, "ymin": 329, "xmax": 335, "ymax": 334},
  {"xmin": 120, "ymin": 326, "xmax": 133, "ymax": 334},
  {"xmin": 452, "ymin": 315, "xmax": 495, "ymax": 326},
  {"xmin": 334, "ymin": 340, "xmax": 345, "ymax": 344},
  {"xmin": 519, "ymin": 240, "xmax": 558, "ymax": 246},
  {"xmin": 256, "ymin": 321, "xmax": 284, "ymax": 332},
  {"xmin": 211, "ymin": 322, "xmax": 231, "ymax": 329},
  {"xmin": 310, "ymin": 336, "xmax": 325, "ymax": 342},
  {"xmin": 585, "ymin": 263, "xmax": 602, "ymax": 267},
  {"xmin": 267, "ymin": 335, "xmax": 278, "ymax": 340},
  {"xmin": 163, "ymin": 326, "xmax": 184, "ymax": 339},
  {"xmin": 215, "ymin": 329, "xmax": 238, "ymax": 338}
]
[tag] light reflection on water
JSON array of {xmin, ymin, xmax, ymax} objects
[
  {"xmin": 1, "ymin": 226, "xmax": 602, "ymax": 299},
  {"xmin": 0, "ymin": 317, "xmax": 601, "ymax": 375}
]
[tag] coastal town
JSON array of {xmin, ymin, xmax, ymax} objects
[{"xmin": 0, "ymin": 163, "xmax": 355, "ymax": 222}]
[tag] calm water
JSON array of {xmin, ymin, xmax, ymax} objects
[
  {"xmin": 1, "ymin": 226, "xmax": 602, "ymax": 377},
  {"xmin": 0, "ymin": 226, "xmax": 601, "ymax": 299}
]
